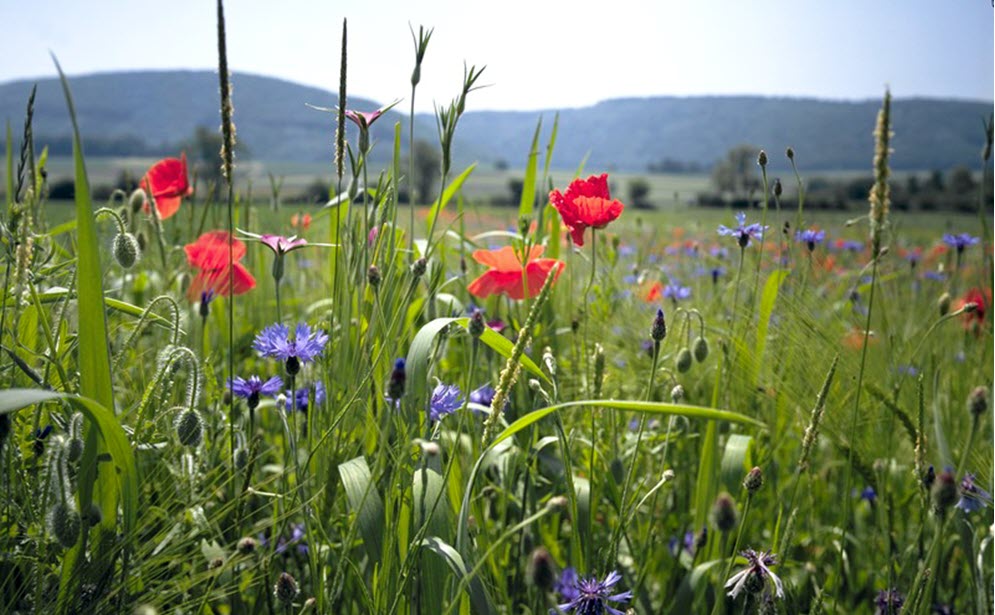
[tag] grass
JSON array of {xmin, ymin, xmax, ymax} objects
[{"xmin": 0, "ymin": 8, "xmax": 992, "ymax": 615}]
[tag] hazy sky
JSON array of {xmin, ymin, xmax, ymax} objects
[{"xmin": 1, "ymin": 1, "xmax": 992, "ymax": 113}]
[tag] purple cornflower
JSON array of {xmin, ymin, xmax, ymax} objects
[
  {"xmin": 470, "ymin": 384, "xmax": 496, "ymax": 407},
  {"xmin": 717, "ymin": 211, "xmax": 767, "ymax": 249},
  {"xmin": 554, "ymin": 569, "xmax": 632, "ymax": 615},
  {"xmin": 835, "ymin": 239, "xmax": 864, "ymax": 252},
  {"xmin": 874, "ymin": 588, "xmax": 904, "ymax": 614},
  {"xmin": 387, "ymin": 358, "xmax": 406, "ymax": 406},
  {"xmin": 276, "ymin": 523, "xmax": 309, "ymax": 556},
  {"xmin": 724, "ymin": 548, "xmax": 784, "ymax": 600},
  {"xmin": 923, "ymin": 270, "xmax": 946, "ymax": 282},
  {"xmin": 711, "ymin": 266, "xmax": 726, "ymax": 285},
  {"xmin": 199, "ymin": 289, "xmax": 215, "ymax": 319},
  {"xmin": 285, "ymin": 381, "xmax": 326, "ymax": 413},
  {"xmin": 229, "ymin": 375, "xmax": 283, "ymax": 410},
  {"xmin": 254, "ymin": 323, "xmax": 329, "ymax": 376},
  {"xmin": 662, "ymin": 282, "xmax": 692, "ymax": 303},
  {"xmin": 955, "ymin": 473, "xmax": 992, "ymax": 513},
  {"xmin": 669, "ymin": 530, "xmax": 696, "ymax": 557},
  {"xmin": 429, "ymin": 383, "xmax": 463, "ymax": 422},
  {"xmin": 795, "ymin": 229, "xmax": 826, "ymax": 252},
  {"xmin": 896, "ymin": 365, "xmax": 919, "ymax": 377},
  {"xmin": 859, "ymin": 486, "xmax": 877, "ymax": 505},
  {"xmin": 942, "ymin": 233, "xmax": 980, "ymax": 253}
]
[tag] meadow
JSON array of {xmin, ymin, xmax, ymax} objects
[{"xmin": 0, "ymin": 6, "xmax": 992, "ymax": 615}]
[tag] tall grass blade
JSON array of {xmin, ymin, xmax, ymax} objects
[
  {"xmin": 426, "ymin": 163, "xmax": 476, "ymax": 230},
  {"xmin": 518, "ymin": 119, "xmax": 542, "ymax": 219},
  {"xmin": 338, "ymin": 457, "xmax": 385, "ymax": 568}
]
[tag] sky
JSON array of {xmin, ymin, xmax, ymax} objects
[{"xmin": 0, "ymin": 0, "xmax": 992, "ymax": 113}]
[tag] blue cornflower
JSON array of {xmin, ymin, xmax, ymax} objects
[
  {"xmin": 387, "ymin": 358, "xmax": 406, "ymax": 406},
  {"xmin": 710, "ymin": 266, "xmax": 726, "ymax": 285},
  {"xmin": 669, "ymin": 530, "xmax": 696, "ymax": 557},
  {"xmin": 276, "ymin": 523, "xmax": 309, "ymax": 556},
  {"xmin": 554, "ymin": 569, "xmax": 632, "ymax": 615},
  {"xmin": 617, "ymin": 244, "xmax": 637, "ymax": 258},
  {"xmin": 662, "ymin": 282, "xmax": 691, "ymax": 303},
  {"xmin": 228, "ymin": 375, "xmax": 283, "ymax": 410},
  {"xmin": 725, "ymin": 549, "xmax": 784, "ymax": 600},
  {"xmin": 955, "ymin": 473, "xmax": 992, "ymax": 513},
  {"xmin": 470, "ymin": 384, "xmax": 496, "ymax": 407},
  {"xmin": 285, "ymin": 381, "xmax": 326, "ymax": 413},
  {"xmin": 835, "ymin": 239, "xmax": 863, "ymax": 252},
  {"xmin": 199, "ymin": 289, "xmax": 215, "ymax": 319},
  {"xmin": 717, "ymin": 211, "xmax": 768, "ymax": 249},
  {"xmin": 429, "ymin": 383, "xmax": 463, "ymax": 422},
  {"xmin": 795, "ymin": 229, "xmax": 826, "ymax": 252},
  {"xmin": 943, "ymin": 233, "xmax": 980, "ymax": 253},
  {"xmin": 895, "ymin": 365, "xmax": 919, "ymax": 377},
  {"xmin": 874, "ymin": 588, "xmax": 904, "ymax": 614},
  {"xmin": 254, "ymin": 323, "xmax": 329, "ymax": 376},
  {"xmin": 859, "ymin": 486, "xmax": 877, "ymax": 504},
  {"xmin": 923, "ymin": 270, "xmax": 946, "ymax": 282}
]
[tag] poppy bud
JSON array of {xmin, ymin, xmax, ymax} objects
[
  {"xmin": 675, "ymin": 348, "xmax": 693, "ymax": 373},
  {"xmin": 651, "ymin": 308, "xmax": 667, "ymax": 342},
  {"xmin": 274, "ymin": 572, "xmax": 299, "ymax": 604},
  {"xmin": 468, "ymin": 310, "xmax": 486, "ymax": 338},
  {"xmin": 786, "ymin": 147, "xmax": 794, "ymax": 161},
  {"xmin": 670, "ymin": 384, "xmax": 685, "ymax": 403},
  {"xmin": 411, "ymin": 257, "xmax": 427, "ymax": 279},
  {"xmin": 937, "ymin": 292, "xmax": 951, "ymax": 316},
  {"xmin": 526, "ymin": 546, "xmax": 557, "ymax": 591},
  {"xmin": 692, "ymin": 336, "xmax": 709, "ymax": 362},
  {"xmin": 710, "ymin": 492, "xmax": 738, "ymax": 532},
  {"xmin": 757, "ymin": 150, "xmax": 768, "ymax": 168},
  {"xmin": 48, "ymin": 502, "xmax": 81, "ymax": 548},
  {"xmin": 175, "ymin": 408, "xmax": 204, "ymax": 448},
  {"xmin": 66, "ymin": 435, "xmax": 84, "ymax": 464},
  {"xmin": 932, "ymin": 470, "xmax": 958, "ymax": 514},
  {"xmin": 113, "ymin": 232, "xmax": 141, "ymax": 269},
  {"xmin": 128, "ymin": 188, "xmax": 146, "ymax": 213},
  {"xmin": 743, "ymin": 466, "xmax": 764, "ymax": 494},
  {"xmin": 367, "ymin": 265, "xmax": 381, "ymax": 289},
  {"xmin": 237, "ymin": 536, "xmax": 258, "ymax": 554},
  {"xmin": 136, "ymin": 231, "xmax": 147, "ymax": 252},
  {"xmin": 968, "ymin": 386, "xmax": 989, "ymax": 417}
]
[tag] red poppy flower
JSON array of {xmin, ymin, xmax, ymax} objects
[
  {"xmin": 467, "ymin": 245, "xmax": 564, "ymax": 300},
  {"xmin": 955, "ymin": 287, "xmax": 991, "ymax": 333},
  {"xmin": 549, "ymin": 174, "xmax": 624, "ymax": 246},
  {"xmin": 291, "ymin": 213, "xmax": 312, "ymax": 230},
  {"xmin": 645, "ymin": 281, "xmax": 663, "ymax": 303},
  {"xmin": 140, "ymin": 154, "xmax": 193, "ymax": 220},
  {"xmin": 184, "ymin": 231, "xmax": 255, "ymax": 301}
]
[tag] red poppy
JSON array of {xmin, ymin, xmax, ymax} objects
[
  {"xmin": 549, "ymin": 174, "xmax": 624, "ymax": 246},
  {"xmin": 184, "ymin": 231, "xmax": 255, "ymax": 301},
  {"xmin": 291, "ymin": 213, "xmax": 312, "ymax": 230},
  {"xmin": 644, "ymin": 281, "xmax": 663, "ymax": 303},
  {"xmin": 140, "ymin": 154, "xmax": 193, "ymax": 220},
  {"xmin": 955, "ymin": 287, "xmax": 991, "ymax": 332},
  {"xmin": 467, "ymin": 245, "xmax": 564, "ymax": 300}
]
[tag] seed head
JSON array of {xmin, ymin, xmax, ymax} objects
[
  {"xmin": 757, "ymin": 150, "xmax": 768, "ymax": 168},
  {"xmin": 411, "ymin": 257, "xmax": 427, "ymax": 279},
  {"xmin": 274, "ymin": 572, "xmax": 299, "ymax": 605},
  {"xmin": 651, "ymin": 308, "xmax": 667, "ymax": 342},
  {"xmin": 174, "ymin": 408, "xmax": 204, "ymax": 448}
]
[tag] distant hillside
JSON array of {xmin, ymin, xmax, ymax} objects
[{"xmin": 0, "ymin": 71, "xmax": 990, "ymax": 172}]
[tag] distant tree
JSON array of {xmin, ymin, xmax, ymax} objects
[
  {"xmin": 302, "ymin": 178, "xmax": 331, "ymax": 204},
  {"xmin": 947, "ymin": 166, "xmax": 975, "ymax": 194},
  {"xmin": 494, "ymin": 159, "xmax": 509, "ymax": 171},
  {"xmin": 412, "ymin": 140, "xmax": 441, "ymax": 204},
  {"xmin": 927, "ymin": 169, "xmax": 944, "ymax": 192},
  {"xmin": 905, "ymin": 174, "xmax": 921, "ymax": 196},
  {"xmin": 506, "ymin": 178, "xmax": 524, "ymax": 207},
  {"xmin": 711, "ymin": 145, "xmax": 762, "ymax": 196},
  {"xmin": 627, "ymin": 177, "xmax": 653, "ymax": 209},
  {"xmin": 49, "ymin": 178, "xmax": 74, "ymax": 200}
]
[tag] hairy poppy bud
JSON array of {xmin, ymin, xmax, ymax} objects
[
  {"xmin": 710, "ymin": 493, "xmax": 738, "ymax": 533},
  {"xmin": 234, "ymin": 447, "xmax": 249, "ymax": 470},
  {"xmin": 938, "ymin": 292, "xmax": 951, "ymax": 316},
  {"xmin": 48, "ymin": 502, "xmax": 81, "ymax": 548},
  {"xmin": 670, "ymin": 384, "xmax": 685, "ymax": 403},
  {"xmin": 692, "ymin": 336, "xmax": 709, "ymax": 362},
  {"xmin": 743, "ymin": 466, "xmax": 764, "ymax": 494},
  {"xmin": 128, "ymin": 188, "xmax": 146, "ymax": 213},
  {"xmin": 527, "ymin": 547, "xmax": 557, "ymax": 591},
  {"xmin": 175, "ymin": 408, "xmax": 204, "ymax": 448},
  {"xmin": 676, "ymin": 348, "xmax": 693, "ymax": 373},
  {"xmin": 274, "ymin": 572, "xmax": 299, "ymax": 604},
  {"xmin": 968, "ymin": 386, "xmax": 989, "ymax": 417},
  {"xmin": 113, "ymin": 232, "xmax": 141, "ymax": 269},
  {"xmin": 786, "ymin": 147, "xmax": 794, "ymax": 161}
]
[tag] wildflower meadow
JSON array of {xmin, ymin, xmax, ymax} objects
[{"xmin": 0, "ymin": 5, "xmax": 992, "ymax": 615}]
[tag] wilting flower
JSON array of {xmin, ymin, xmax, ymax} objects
[
  {"xmin": 955, "ymin": 473, "xmax": 992, "ymax": 513},
  {"xmin": 874, "ymin": 588, "xmax": 904, "ymax": 614},
  {"xmin": 254, "ymin": 323, "xmax": 329, "ymax": 376},
  {"xmin": 467, "ymin": 245, "xmax": 564, "ymax": 300},
  {"xmin": 228, "ymin": 375, "xmax": 283, "ymax": 410},
  {"xmin": 717, "ymin": 212, "xmax": 767, "ymax": 249},
  {"xmin": 724, "ymin": 548, "xmax": 784, "ymax": 600},
  {"xmin": 184, "ymin": 231, "xmax": 256, "ymax": 301},
  {"xmin": 429, "ymin": 383, "xmax": 463, "ymax": 422},
  {"xmin": 140, "ymin": 154, "xmax": 193, "ymax": 220},
  {"xmin": 795, "ymin": 229, "xmax": 826, "ymax": 251},
  {"xmin": 285, "ymin": 381, "xmax": 326, "ymax": 413},
  {"xmin": 942, "ymin": 233, "xmax": 980, "ymax": 253},
  {"xmin": 549, "ymin": 174, "xmax": 625, "ymax": 246},
  {"xmin": 554, "ymin": 568, "xmax": 632, "ymax": 615}
]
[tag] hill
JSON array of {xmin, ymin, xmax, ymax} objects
[{"xmin": 0, "ymin": 71, "xmax": 990, "ymax": 172}]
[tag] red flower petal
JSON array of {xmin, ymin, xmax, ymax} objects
[
  {"xmin": 471, "ymin": 245, "xmax": 544, "ymax": 271},
  {"xmin": 186, "ymin": 262, "xmax": 256, "ymax": 301},
  {"xmin": 140, "ymin": 153, "xmax": 193, "ymax": 220},
  {"xmin": 184, "ymin": 231, "xmax": 247, "ymax": 270},
  {"xmin": 549, "ymin": 174, "xmax": 623, "ymax": 247},
  {"xmin": 467, "ymin": 257, "xmax": 563, "ymax": 300}
]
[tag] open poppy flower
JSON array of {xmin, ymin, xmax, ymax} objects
[
  {"xmin": 955, "ymin": 287, "xmax": 991, "ymax": 333},
  {"xmin": 467, "ymin": 245, "xmax": 564, "ymax": 300},
  {"xmin": 140, "ymin": 154, "xmax": 193, "ymax": 220},
  {"xmin": 549, "ymin": 174, "xmax": 625, "ymax": 246},
  {"xmin": 184, "ymin": 231, "xmax": 255, "ymax": 301}
]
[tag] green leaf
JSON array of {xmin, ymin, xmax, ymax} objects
[
  {"xmin": 53, "ymin": 55, "xmax": 119, "ymax": 614},
  {"xmin": 419, "ymin": 536, "xmax": 494, "ymax": 615},
  {"xmin": 720, "ymin": 434, "xmax": 754, "ymax": 494},
  {"xmin": 18, "ymin": 288, "xmax": 177, "ymax": 332},
  {"xmin": 693, "ymin": 420, "xmax": 718, "ymax": 531},
  {"xmin": 338, "ymin": 457, "xmax": 385, "ymax": 568},
  {"xmin": 752, "ymin": 269, "xmax": 788, "ymax": 386},
  {"xmin": 426, "ymin": 163, "xmax": 477, "ymax": 229},
  {"xmin": 5, "ymin": 121, "xmax": 12, "ymax": 206},
  {"xmin": 518, "ymin": 119, "xmax": 542, "ymax": 219},
  {"xmin": 414, "ymin": 465, "xmax": 453, "ymax": 614}
]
